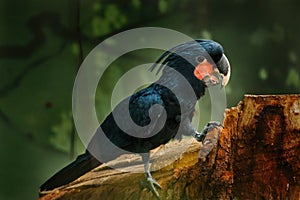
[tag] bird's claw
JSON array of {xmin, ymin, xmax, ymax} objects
[
  {"xmin": 195, "ymin": 131, "xmax": 206, "ymax": 142},
  {"xmin": 195, "ymin": 121, "xmax": 223, "ymax": 142},
  {"xmin": 140, "ymin": 177, "xmax": 161, "ymax": 199}
]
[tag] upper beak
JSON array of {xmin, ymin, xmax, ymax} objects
[{"xmin": 217, "ymin": 54, "xmax": 231, "ymax": 88}]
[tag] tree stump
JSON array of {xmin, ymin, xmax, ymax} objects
[{"xmin": 39, "ymin": 95, "xmax": 300, "ymax": 200}]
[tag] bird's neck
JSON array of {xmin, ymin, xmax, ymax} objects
[{"xmin": 156, "ymin": 72, "xmax": 205, "ymax": 101}]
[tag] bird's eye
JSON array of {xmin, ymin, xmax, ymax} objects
[{"xmin": 196, "ymin": 56, "xmax": 205, "ymax": 63}]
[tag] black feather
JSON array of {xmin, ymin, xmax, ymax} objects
[
  {"xmin": 150, "ymin": 39, "xmax": 224, "ymax": 75},
  {"xmin": 40, "ymin": 151, "xmax": 101, "ymax": 191}
]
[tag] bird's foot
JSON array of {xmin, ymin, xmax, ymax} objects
[
  {"xmin": 140, "ymin": 176, "xmax": 161, "ymax": 199},
  {"xmin": 195, "ymin": 121, "xmax": 224, "ymax": 142}
]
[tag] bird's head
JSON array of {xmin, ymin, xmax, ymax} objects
[
  {"xmin": 193, "ymin": 39, "xmax": 231, "ymax": 88},
  {"xmin": 151, "ymin": 39, "xmax": 231, "ymax": 89}
]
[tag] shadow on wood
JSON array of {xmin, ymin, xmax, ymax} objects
[{"xmin": 39, "ymin": 95, "xmax": 300, "ymax": 200}]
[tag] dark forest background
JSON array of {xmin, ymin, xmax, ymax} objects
[{"xmin": 1, "ymin": 0, "xmax": 300, "ymax": 199}]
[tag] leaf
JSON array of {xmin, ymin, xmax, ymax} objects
[
  {"xmin": 259, "ymin": 68, "xmax": 268, "ymax": 80},
  {"xmin": 91, "ymin": 16, "xmax": 111, "ymax": 36},
  {"xmin": 288, "ymin": 51, "xmax": 298, "ymax": 64},
  {"xmin": 93, "ymin": 2, "xmax": 102, "ymax": 12},
  {"xmin": 105, "ymin": 4, "xmax": 119, "ymax": 22},
  {"xmin": 131, "ymin": 0, "xmax": 141, "ymax": 9},
  {"xmin": 286, "ymin": 68, "xmax": 300, "ymax": 88},
  {"xmin": 201, "ymin": 30, "xmax": 212, "ymax": 40},
  {"xmin": 71, "ymin": 43, "xmax": 80, "ymax": 56},
  {"xmin": 158, "ymin": 0, "xmax": 168, "ymax": 14},
  {"xmin": 50, "ymin": 112, "xmax": 72, "ymax": 153}
]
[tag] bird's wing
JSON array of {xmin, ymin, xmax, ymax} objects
[
  {"xmin": 128, "ymin": 87, "xmax": 166, "ymax": 138},
  {"xmin": 97, "ymin": 86, "xmax": 166, "ymax": 151}
]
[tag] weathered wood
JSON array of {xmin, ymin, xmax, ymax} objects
[{"xmin": 39, "ymin": 95, "xmax": 300, "ymax": 200}]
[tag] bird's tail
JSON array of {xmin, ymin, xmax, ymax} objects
[{"xmin": 40, "ymin": 151, "xmax": 102, "ymax": 191}]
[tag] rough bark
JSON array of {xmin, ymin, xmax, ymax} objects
[{"xmin": 39, "ymin": 95, "xmax": 300, "ymax": 200}]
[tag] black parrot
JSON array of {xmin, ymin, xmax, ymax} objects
[{"xmin": 40, "ymin": 39, "xmax": 231, "ymax": 198}]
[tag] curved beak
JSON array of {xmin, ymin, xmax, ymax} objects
[
  {"xmin": 217, "ymin": 54, "xmax": 231, "ymax": 87},
  {"xmin": 194, "ymin": 54, "xmax": 231, "ymax": 88}
]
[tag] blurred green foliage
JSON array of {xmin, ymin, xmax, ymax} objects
[{"xmin": 0, "ymin": 0, "xmax": 300, "ymax": 199}]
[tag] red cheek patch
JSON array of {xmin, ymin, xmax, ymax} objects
[{"xmin": 194, "ymin": 59, "xmax": 214, "ymax": 80}]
